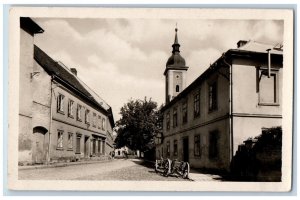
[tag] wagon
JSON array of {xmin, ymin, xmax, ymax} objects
[{"xmin": 155, "ymin": 157, "xmax": 190, "ymax": 179}]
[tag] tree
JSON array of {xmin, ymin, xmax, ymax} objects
[{"xmin": 115, "ymin": 97, "xmax": 162, "ymax": 153}]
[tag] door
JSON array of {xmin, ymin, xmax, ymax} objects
[
  {"xmin": 84, "ymin": 136, "xmax": 89, "ymax": 157},
  {"xmin": 92, "ymin": 139, "xmax": 96, "ymax": 155},
  {"xmin": 33, "ymin": 126, "xmax": 47, "ymax": 164},
  {"xmin": 76, "ymin": 135, "xmax": 81, "ymax": 154},
  {"xmin": 183, "ymin": 137, "xmax": 189, "ymax": 162}
]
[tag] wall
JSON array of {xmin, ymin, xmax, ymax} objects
[
  {"xmin": 19, "ymin": 28, "xmax": 34, "ymax": 164},
  {"xmin": 231, "ymin": 58, "xmax": 282, "ymax": 154},
  {"xmin": 105, "ymin": 120, "xmax": 114, "ymax": 155},
  {"xmin": 31, "ymin": 60, "xmax": 52, "ymax": 163},
  {"xmin": 160, "ymin": 66, "xmax": 231, "ymax": 170},
  {"xmin": 49, "ymin": 80, "xmax": 109, "ymax": 161},
  {"xmin": 162, "ymin": 118, "xmax": 230, "ymax": 170},
  {"xmin": 232, "ymin": 62, "xmax": 282, "ymax": 115}
]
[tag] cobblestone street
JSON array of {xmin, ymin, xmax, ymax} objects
[{"xmin": 18, "ymin": 159, "xmax": 221, "ymax": 181}]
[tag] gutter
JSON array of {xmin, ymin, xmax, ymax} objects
[
  {"xmin": 53, "ymin": 75, "xmax": 108, "ymax": 115},
  {"xmin": 221, "ymin": 54, "xmax": 234, "ymax": 163},
  {"xmin": 47, "ymin": 75, "xmax": 54, "ymax": 164}
]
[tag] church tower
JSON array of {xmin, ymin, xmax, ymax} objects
[{"xmin": 164, "ymin": 27, "xmax": 189, "ymax": 104}]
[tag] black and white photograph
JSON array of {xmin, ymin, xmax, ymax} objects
[{"xmin": 7, "ymin": 7, "xmax": 293, "ymax": 191}]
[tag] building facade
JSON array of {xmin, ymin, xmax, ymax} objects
[
  {"xmin": 156, "ymin": 29, "xmax": 283, "ymax": 171},
  {"xmin": 19, "ymin": 18, "xmax": 115, "ymax": 165}
]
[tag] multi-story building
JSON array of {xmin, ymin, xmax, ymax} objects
[
  {"xmin": 19, "ymin": 17, "xmax": 115, "ymax": 165},
  {"xmin": 156, "ymin": 28, "xmax": 283, "ymax": 171}
]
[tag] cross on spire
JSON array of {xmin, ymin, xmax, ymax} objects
[{"xmin": 172, "ymin": 23, "xmax": 180, "ymax": 53}]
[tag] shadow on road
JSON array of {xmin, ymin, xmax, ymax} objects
[
  {"xmin": 131, "ymin": 159, "xmax": 192, "ymax": 181},
  {"xmin": 130, "ymin": 159, "xmax": 156, "ymax": 173}
]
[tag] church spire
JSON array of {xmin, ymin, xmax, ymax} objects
[{"xmin": 172, "ymin": 25, "xmax": 180, "ymax": 53}]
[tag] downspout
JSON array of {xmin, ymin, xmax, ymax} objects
[
  {"xmin": 267, "ymin": 49, "xmax": 271, "ymax": 78},
  {"xmin": 47, "ymin": 75, "xmax": 54, "ymax": 164},
  {"xmin": 222, "ymin": 55, "xmax": 234, "ymax": 165}
]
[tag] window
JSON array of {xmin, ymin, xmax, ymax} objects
[
  {"xmin": 76, "ymin": 134, "xmax": 81, "ymax": 153},
  {"xmin": 173, "ymin": 107, "xmax": 177, "ymax": 128},
  {"xmin": 194, "ymin": 135, "xmax": 201, "ymax": 157},
  {"xmin": 209, "ymin": 82, "xmax": 218, "ymax": 111},
  {"xmin": 258, "ymin": 70, "xmax": 279, "ymax": 105},
  {"xmin": 57, "ymin": 93, "xmax": 64, "ymax": 113},
  {"xmin": 85, "ymin": 109, "xmax": 90, "ymax": 124},
  {"xmin": 209, "ymin": 130, "xmax": 219, "ymax": 159},
  {"xmin": 68, "ymin": 133, "xmax": 73, "ymax": 149},
  {"xmin": 166, "ymin": 141, "xmax": 170, "ymax": 157},
  {"xmin": 173, "ymin": 140, "xmax": 178, "ymax": 156},
  {"xmin": 102, "ymin": 118, "xmax": 106, "ymax": 130},
  {"xmin": 166, "ymin": 112, "xmax": 170, "ymax": 130},
  {"xmin": 77, "ymin": 104, "xmax": 82, "ymax": 121},
  {"xmin": 194, "ymin": 90, "xmax": 200, "ymax": 118},
  {"xmin": 68, "ymin": 99, "xmax": 74, "ymax": 117},
  {"xmin": 93, "ymin": 113, "xmax": 97, "ymax": 127},
  {"xmin": 98, "ymin": 115, "xmax": 101, "ymax": 129},
  {"xmin": 176, "ymin": 85, "xmax": 180, "ymax": 92},
  {"xmin": 182, "ymin": 100, "xmax": 188, "ymax": 123},
  {"xmin": 57, "ymin": 130, "xmax": 63, "ymax": 149}
]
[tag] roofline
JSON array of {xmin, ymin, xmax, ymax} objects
[
  {"xmin": 52, "ymin": 75, "xmax": 109, "ymax": 115},
  {"xmin": 20, "ymin": 17, "xmax": 44, "ymax": 34},
  {"xmin": 161, "ymin": 49, "xmax": 283, "ymax": 112},
  {"xmin": 163, "ymin": 66, "xmax": 189, "ymax": 75}
]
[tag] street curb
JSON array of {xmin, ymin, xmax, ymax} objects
[{"xmin": 18, "ymin": 159, "xmax": 113, "ymax": 171}]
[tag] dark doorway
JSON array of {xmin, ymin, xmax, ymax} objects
[
  {"xmin": 92, "ymin": 139, "xmax": 96, "ymax": 155},
  {"xmin": 33, "ymin": 126, "xmax": 48, "ymax": 164},
  {"xmin": 84, "ymin": 136, "xmax": 89, "ymax": 157},
  {"xmin": 98, "ymin": 140, "xmax": 101, "ymax": 155},
  {"xmin": 182, "ymin": 137, "xmax": 189, "ymax": 162},
  {"xmin": 76, "ymin": 135, "xmax": 81, "ymax": 154}
]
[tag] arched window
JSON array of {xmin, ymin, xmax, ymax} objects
[{"xmin": 176, "ymin": 85, "xmax": 180, "ymax": 92}]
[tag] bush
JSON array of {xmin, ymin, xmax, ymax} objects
[{"xmin": 230, "ymin": 126, "xmax": 282, "ymax": 181}]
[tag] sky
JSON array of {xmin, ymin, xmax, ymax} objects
[{"xmin": 32, "ymin": 18, "xmax": 283, "ymax": 121}]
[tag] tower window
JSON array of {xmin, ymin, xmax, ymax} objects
[{"xmin": 176, "ymin": 85, "xmax": 180, "ymax": 92}]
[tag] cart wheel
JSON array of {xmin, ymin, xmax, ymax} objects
[
  {"xmin": 163, "ymin": 159, "xmax": 171, "ymax": 177},
  {"xmin": 182, "ymin": 162, "xmax": 190, "ymax": 179}
]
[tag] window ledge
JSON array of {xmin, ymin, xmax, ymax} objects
[
  {"xmin": 68, "ymin": 115, "xmax": 74, "ymax": 119},
  {"xmin": 258, "ymin": 103, "xmax": 280, "ymax": 106},
  {"xmin": 57, "ymin": 110, "xmax": 65, "ymax": 115},
  {"xmin": 208, "ymin": 109, "xmax": 218, "ymax": 114},
  {"xmin": 67, "ymin": 148, "xmax": 73, "ymax": 151},
  {"xmin": 56, "ymin": 147, "xmax": 64, "ymax": 151}
]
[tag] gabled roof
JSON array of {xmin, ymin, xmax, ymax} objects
[
  {"xmin": 20, "ymin": 17, "xmax": 44, "ymax": 35},
  {"xmin": 236, "ymin": 40, "xmax": 283, "ymax": 55},
  {"xmin": 34, "ymin": 45, "xmax": 114, "ymax": 124}
]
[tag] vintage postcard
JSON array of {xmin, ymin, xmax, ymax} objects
[{"xmin": 8, "ymin": 7, "xmax": 293, "ymax": 191}]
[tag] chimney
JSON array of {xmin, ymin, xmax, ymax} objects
[
  {"xmin": 237, "ymin": 40, "xmax": 248, "ymax": 48},
  {"xmin": 70, "ymin": 68, "xmax": 77, "ymax": 76}
]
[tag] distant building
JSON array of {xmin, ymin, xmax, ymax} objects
[
  {"xmin": 19, "ymin": 17, "xmax": 115, "ymax": 165},
  {"xmin": 156, "ymin": 28, "xmax": 283, "ymax": 171}
]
